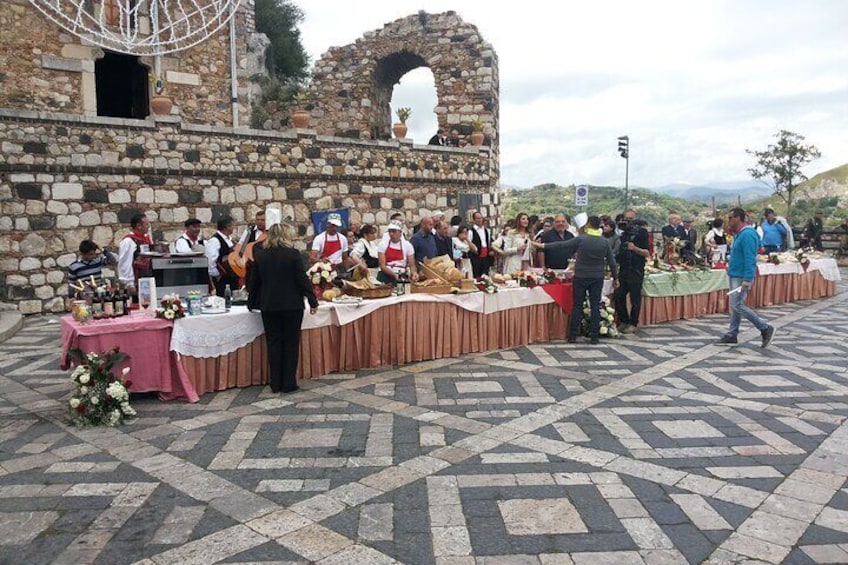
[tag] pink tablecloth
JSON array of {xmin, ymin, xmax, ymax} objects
[{"xmin": 60, "ymin": 313, "xmax": 199, "ymax": 402}]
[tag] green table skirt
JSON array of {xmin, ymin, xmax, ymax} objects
[{"xmin": 641, "ymin": 269, "xmax": 729, "ymax": 298}]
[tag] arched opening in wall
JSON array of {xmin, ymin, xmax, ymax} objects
[
  {"xmin": 373, "ymin": 51, "xmax": 430, "ymax": 140},
  {"xmin": 391, "ymin": 67, "xmax": 439, "ymax": 145},
  {"xmin": 95, "ymin": 51, "xmax": 149, "ymax": 119}
]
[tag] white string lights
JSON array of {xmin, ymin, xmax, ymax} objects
[{"xmin": 28, "ymin": 0, "xmax": 243, "ymax": 55}]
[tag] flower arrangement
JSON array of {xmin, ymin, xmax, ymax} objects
[
  {"xmin": 768, "ymin": 252, "xmax": 782, "ymax": 265},
  {"xmin": 795, "ymin": 247, "xmax": 813, "ymax": 270},
  {"xmin": 579, "ymin": 296, "xmax": 619, "ymax": 338},
  {"xmin": 307, "ymin": 261, "xmax": 336, "ymax": 286},
  {"xmin": 514, "ymin": 270, "xmax": 553, "ymax": 288},
  {"xmin": 67, "ymin": 347, "xmax": 137, "ymax": 427},
  {"xmin": 474, "ymin": 274, "xmax": 498, "ymax": 294},
  {"xmin": 155, "ymin": 294, "xmax": 186, "ymax": 320}
]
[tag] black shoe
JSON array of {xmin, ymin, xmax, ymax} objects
[
  {"xmin": 567, "ymin": 336, "xmax": 577, "ymax": 344},
  {"xmin": 717, "ymin": 335, "xmax": 737, "ymax": 345},
  {"xmin": 761, "ymin": 326, "xmax": 775, "ymax": 348},
  {"xmin": 590, "ymin": 336, "xmax": 600, "ymax": 345},
  {"xmin": 281, "ymin": 385, "xmax": 300, "ymax": 394}
]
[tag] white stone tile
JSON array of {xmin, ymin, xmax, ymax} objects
[
  {"xmin": 498, "ymin": 498, "xmax": 588, "ymax": 535},
  {"xmin": 653, "ymin": 419, "xmax": 724, "ymax": 439}
]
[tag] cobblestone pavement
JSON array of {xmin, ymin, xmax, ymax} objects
[{"xmin": 2, "ymin": 278, "xmax": 847, "ymax": 564}]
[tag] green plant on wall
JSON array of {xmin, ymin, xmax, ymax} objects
[{"xmin": 396, "ymin": 107, "xmax": 412, "ymax": 124}]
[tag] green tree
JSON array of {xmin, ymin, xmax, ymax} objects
[
  {"xmin": 255, "ymin": 0, "xmax": 309, "ymax": 80},
  {"xmin": 747, "ymin": 130, "xmax": 821, "ymax": 221}
]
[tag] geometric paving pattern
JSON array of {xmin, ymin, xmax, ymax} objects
[{"xmin": 0, "ymin": 273, "xmax": 847, "ymax": 564}]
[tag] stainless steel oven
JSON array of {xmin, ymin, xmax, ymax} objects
[{"xmin": 151, "ymin": 256, "xmax": 209, "ymax": 297}]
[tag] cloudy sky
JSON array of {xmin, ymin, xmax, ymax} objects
[{"xmin": 295, "ymin": 1, "xmax": 848, "ymax": 189}]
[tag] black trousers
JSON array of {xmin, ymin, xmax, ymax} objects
[
  {"xmin": 471, "ymin": 255, "xmax": 492, "ymax": 278},
  {"xmin": 571, "ymin": 277, "xmax": 604, "ymax": 338},
  {"xmin": 614, "ymin": 269, "xmax": 644, "ymax": 327},
  {"xmin": 261, "ymin": 309, "xmax": 304, "ymax": 392}
]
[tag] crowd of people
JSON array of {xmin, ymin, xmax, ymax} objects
[{"xmin": 65, "ymin": 204, "xmax": 845, "ymax": 390}]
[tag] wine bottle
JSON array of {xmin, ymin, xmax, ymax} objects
[
  {"xmin": 113, "ymin": 286, "xmax": 125, "ymax": 316},
  {"xmin": 91, "ymin": 289, "xmax": 104, "ymax": 316},
  {"xmin": 103, "ymin": 287, "xmax": 114, "ymax": 316}
]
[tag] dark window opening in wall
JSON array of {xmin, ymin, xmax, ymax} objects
[{"xmin": 95, "ymin": 51, "xmax": 149, "ymax": 119}]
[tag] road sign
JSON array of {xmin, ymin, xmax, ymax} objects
[{"xmin": 575, "ymin": 185, "xmax": 589, "ymax": 207}]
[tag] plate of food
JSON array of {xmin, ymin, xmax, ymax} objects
[{"xmin": 332, "ymin": 295, "xmax": 363, "ymax": 305}]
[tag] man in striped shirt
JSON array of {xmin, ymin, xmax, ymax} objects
[{"xmin": 67, "ymin": 240, "xmax": 117, "ymax": 296}]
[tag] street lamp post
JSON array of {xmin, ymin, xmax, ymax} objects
[{"xmin": 617, "ymin": 135, "xmax": 630, "ymax": 210}]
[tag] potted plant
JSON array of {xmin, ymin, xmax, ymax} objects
[
  {"xmin": 149, "ymin": 72, "xmax": 172, "ymax": 115},
  {"xmin": 393, "ymin": 107, "xmax": 411, "ymax": 139},
  {"xmin": 469, "ymin": 117, "xmax": 486, "ymax": 146},
  {"xmin": 291, "ymin": 91, "xmax": 310, "ymax": 129}
]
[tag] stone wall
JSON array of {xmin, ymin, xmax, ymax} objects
[
  {"xmin": 0, "ymin": 0, "xmax": 262, "ymax": 127},
  {"xmin": 304, "ymin": 12, "xmax": 499, "ymax": 164},
  {"xmin": 0, "ymin": 111, "xmax": 498, "ymax": 313}
]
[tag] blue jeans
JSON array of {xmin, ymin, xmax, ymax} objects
[
  {"xmin": 726, "ymin": 276, "xmax": 769, "ymax": 337},
  {"xmin": 571, "ymin": 277, "xmax": 604, "ymax": 338}
]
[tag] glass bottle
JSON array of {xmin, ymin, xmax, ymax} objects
[{"xmin": 224, "ymin": 284, "xmax": 232, "ymax": 310}]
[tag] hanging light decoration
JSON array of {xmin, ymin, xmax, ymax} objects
[{"xmin": 28, "ymin": 0, "xmax": 243, "ymax": 55}]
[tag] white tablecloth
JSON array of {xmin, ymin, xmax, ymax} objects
[{"xmin": 756, "ymin": 257, "xmax": 841, "ymax": 281}]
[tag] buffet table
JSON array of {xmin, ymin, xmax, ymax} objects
[
  {"xmin": 173, "ymin": 285, "xmax": 574, "ymax": 397},
  {"xmin": 638, "ymin": 257, "xmax": 841, "ymax": 325}
]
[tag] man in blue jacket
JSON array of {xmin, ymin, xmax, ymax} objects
[{"xmin": 719, "ymin": 208, "xmax": 775, "ymax": 347}]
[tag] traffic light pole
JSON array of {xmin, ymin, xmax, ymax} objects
[{"xmin": 617, "ymin": 135, "xmax": 630, "ymax": 211}]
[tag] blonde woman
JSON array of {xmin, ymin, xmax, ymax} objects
[
  {"xmin": 248, "ymin": 210, "xmax": 317, "ymax": 394},
  {"xmin": 493, "ymin": 212, "xmax": 532, "ymax": 273}
]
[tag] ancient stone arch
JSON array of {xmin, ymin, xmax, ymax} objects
[{"xmin": 305, "ymin": 11, "xmax": 499, "ymax": 148}]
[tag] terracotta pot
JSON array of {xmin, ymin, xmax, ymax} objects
[
  {"xmin": 469, "ymin": 131, "xmax": 485, "ymax": 146},
  {"xmin": 392, "ymin": 123, "xmax": 408, "ymax": 139},
  {"xmin": 291, "ymin": 110, "xmax": 310, "ymax": 128},
  {"xmin": 150, "ymin": 95, "xmax": 173, "ymax": 115}
]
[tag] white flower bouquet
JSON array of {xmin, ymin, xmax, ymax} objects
[
  {"xmin": 67, "ymin": 347, "xmax": 137, "ymax": 427},
  {"xmin": 307, "ymin": 261, "xmax": 336, "ymax": 286},
  {"xmin": 579, "ymin": 296, "xmax": 619, "ymax": 338},
  {"xmin": 155, "ymin": 293, "xmax": 186, "ymax": 320}
]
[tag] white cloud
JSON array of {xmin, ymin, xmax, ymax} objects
[{"xmin": 294, "ymin": 0, "xmax": 848, "ymax": 188}]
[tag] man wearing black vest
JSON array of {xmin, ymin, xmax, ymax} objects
[
  {"xmin": 469, "ymin": 211, "xmax": 493, "ymax": 278},
  {"xmin": 205, "ymin": 215, "xmax": 239, "ymax": 296}
]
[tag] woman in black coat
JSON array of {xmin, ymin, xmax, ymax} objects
[{"xmin": 247, "ymin": 221, "xmax": 318, "ymax": 393}]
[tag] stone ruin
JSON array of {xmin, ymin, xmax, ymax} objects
[{"xmin": 0, "ymin": 5, "xmax": 500, "ymax": 312}]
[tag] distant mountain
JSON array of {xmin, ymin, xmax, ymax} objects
[{"xmin": 653, "ymin": 182, "xmax": 772, "ymax": 204}]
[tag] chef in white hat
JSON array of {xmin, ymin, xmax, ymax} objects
[
  {"xmin": 377, "ymin": 221, "xmax": 420, "ymax": 284},
  {"xmin": 310, "ymin": 212, "xmax": 350, "ymax": 267}
]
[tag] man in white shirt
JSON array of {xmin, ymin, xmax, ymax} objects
[
  {"xmin": 117, "ymin": 213, "xmax": 152, "ymax": 292},
  {"xmin": 469, "ymin": 211, "xmax": 492, "ymax": 278},
  {"xmin": 310, "ymin": 212, "xmax": 349, "ymax": 267},
  {"xmin": 237, "ymin": 210, "xmax": 266, "ymax": 248},
  {"xmin": 205, "ymin": 215, "xmax": 238, "ymax": 296},
  {"xmin": 174, "ymin": 218, "xmax": 204, "ymax": 252}
]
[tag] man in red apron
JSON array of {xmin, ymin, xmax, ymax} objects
[{"xmin": 309, "ymin": 212, "xmax": 350, "ymax": 268}]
